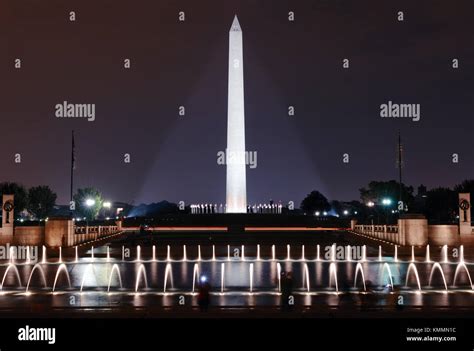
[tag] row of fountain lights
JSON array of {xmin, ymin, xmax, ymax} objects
[
  {"xmin": 190, "ymin": 203, "xmax": 283, "ymax": 214},
  {"xmin": 1, "ymin": 243, "xmax": 468, "ymax": 265}
]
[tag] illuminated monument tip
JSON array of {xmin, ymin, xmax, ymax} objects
[
  {"xmin": 230, "ymin": 15, "xmax": 241, "ymax": 32},
  {"xmin": 226, "ymin": 15, "xmax": 247, "ymax": 213}
]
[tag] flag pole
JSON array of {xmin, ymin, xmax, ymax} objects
[{"xmin": 70, "ymin": 130, "xmax": 75, "ymax": 202}]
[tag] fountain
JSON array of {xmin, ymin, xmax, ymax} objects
[
  {"xmin": 378, "ymin": 246, "xmax": 382, "ymax": 262},
  {"xmin": 163, "ymin": 263, "xmax": 173, "ymax": 293},
  {"xmin": 9, "ymin": 246, "xmax": 15, "ymax": 264},
  {"xmin": 91, "ymin": 246, "xmax": 94, "ymax": 261},
  {"xmin": 75, "ymin": 246, "xmax": 79, "ymax": 263},
  {"xmin": 346, "ymin": 245, "xmax": 351, "ymax": 261},
  {"xmin": 354, "ymin": 262, "xmax": 366, "ymax": 291},
  {"xmin": 303, "ymin": 263, "xmax": 310, "ymax": 292},
  {"xmin": 197, "ymin": 245, "xmax": 202, "ymax": 261},
  {"xmin": 52, "ymin": 264, "xmax": 71, "ymax": 292},
  {"xmin": 301, "ymin": 245, "xmax": 305, "ymax": 261},
  {"xmin": 381, "ymin": 263, "xmax": 394, "ymax": 290},
  {"xmin": 80, "ymin": 264, "xmax": 97, "ymax": 292},
  {"xmin": 411, "ymin": 246, "xmax": 415, "ymax": 262},
  {"xmin": 42, "ymin": 245, "xmax": 46, "ymax": 264},
  {"xmin": 227, "ymin": 245, "xmax": 230, "ymax": 261},
  {"xmin": 316, "ymin": 244, "xmax": 320, "ymax": 261},
  {"xmin": 59, "ymin": 246, "xmax": 62, "ymax": 263},
  {"xmin": 167, "ymin": 245, "xmax": 171, "ymax": 262},
  {"xmin": 425, "ymin": 245, "xmax": 430, "ymax": 263},
  {"xmin": 287, "ymin": 244, "xmax": 291, "ymax": 261},
  {"xmin": 107, "ymin": 264, "xmax": 123, "ymax": 292},
  {"xmin": 25, "ymin": 263, "xmax": 47, "ymax": 293},
  {"xmin": 405, "ymin": 263, "xmax": 421, "ymax": 291},
  {"xmin": 221, "ymin": 263, "xmax": 225, "ymax": 293},
  {"xmin": 106, "ymin": 246, "xmax": 110, "ymax": 262},
  {"xmin": 361, "ymin": 245, "xmax": 367, "ymax": 262},
  {"xmin": 212, "ymin": 245, "xmax": 216, "ymax": 261},
  {"xmin": 152, "ymin": 245, "xmax": 156, "ymax": 261},
  {"xmin": 192, "ymin": 263, "xmax": 200, "ymax": 293},
  {"xmin": 277, "ymin": 262, "xmax": 281, "ymax": 291},
  {"xmin": 453, "ymin": 262, "xmax": 473, "ymax": 289},
  {"xmin": 135, "ymin": 264, "xmax": 148, "ymax": 292},
  {"xmin": 330, "ymin": 244, "xmax": 336, "ymax": 261},
  {"xmin": 122, "ymin": 246, "xmax": 125, "ymax": 261},
  {"xmin": 1, "ymin": 264, "xmax": 22, "ymax": 290},
  {"xmin": 441, "ymin": 245, "xmax": 448, "ymax": 263},
  {"xmin": 182, "ymin": 245, "xmax": 187, "ymax": 262},
  {"xmin": 329, "ymin": 262, "xmax": 338, "ymax": 292},
  {"xmin": 241, "ymin": 245, "xmax": 245, "ymax": 261},
  {"xmin": 249, "ymin": 263, "xmax": 254, "ymax": 292},
  {"xmin": 394, "ymin": 245, "xmax": 398, "ymax": 262},
  {"xmin": 136, "ymin": 245, "xmax": 141, "ymax": 262},
  {"xmin": 271, "ymin": 245, "xmax": 275, "ymax": 261},
  {"xmin": 428, "ymin": 262, "xmax": 447, "ymax": 290},
  {"xmin": 257, "ymin": 245, "xmax": 261, "ymax": 261},
  {"xmin": 460, "ymin": 245, "xmax": 465, "ymax": 263},
  {"xmin": 26, "ymin": 246, "xmax": 31, "ymax": 264}
]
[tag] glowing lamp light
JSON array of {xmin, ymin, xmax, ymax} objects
[
  {"xmin": 343, "ymin": 210, "xmax": 349, "ymax": 215},
  {"xmin": 103, "ymin": 201, "xmax": 112, "ymax": 208},
  {"xmin": 323, "ymin": 211, "xmax": 328, "ymax": 216},
  {"xmin": 85, "ymin": 199, "xmax": 96, "ymax": 207},
  {"xmin": 367, "ymin": 201, "xmax": 375, "ymax": 207},
  {"xmin": 200, "ymin": 275, "xmax": 207, "ymax": 283},
  {"xmin": 315, "ymin": 211, "xmax": 320, "ymax": 216},
  {"xmin": 382, "ymin": 198, "xmax": 392, "ymax": 206}
]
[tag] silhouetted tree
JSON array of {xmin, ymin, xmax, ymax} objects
[
  {"xmin": 359, "ymin": 180, "xmax": 414, "ymax": 210},
  {"xmin": 301, "ymin": 191, "xmax": 330, "ymax": 214},
  {"xmin": 73, "ymin": 187, "xmax": 103, "ymax": 221},
  {"xmin": 27, "ymin": 186, "xmax": 57, "ymax": 220},
  {"xmin": 424, "ymin": 187, "xmax": 457, "ymax": 224}
]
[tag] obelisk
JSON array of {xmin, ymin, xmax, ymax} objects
[{"xmin": 226, "ymin": 15, "xmax": 247, "ymax": 213}]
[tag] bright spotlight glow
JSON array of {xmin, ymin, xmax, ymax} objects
[
  {"xmin": 315, "ymin": 211, "xmax": 320, "ymax": 216},
  {"xmin": 382, "ymin": 198, "xmax": 392, "ymax": 206},
  {"xmin": 103, "ymin": 201, "xmax": 112, "ymax": 208},
  {"xmin": 367, "ymin": 201, "xmax": 375, "ymax": 207},
  {"xmin": 343, "ymin": 210, "xmax": 349, "ymax": 215},
  {"xmin": 200, "ymin": 275, "xmax": 207, "ymax": 283},
  {"xmin": 85, "ymin": 199, "xmax": 95, "ymax": 207},
  {"xmin": 323, "ymin": 211, "xmax": 328, "ymax": 216}
]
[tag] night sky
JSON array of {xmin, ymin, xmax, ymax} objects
[{"xmin": 1, "ymin": 0, "xmax": 473, "ymax": 206}]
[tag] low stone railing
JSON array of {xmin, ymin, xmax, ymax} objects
[
  {"xmin": 353, "ymin": 224, "xmax": 403, "ymax": 245},
  {"xmin": 66, "ymin": 225, "xmax": 119, "ymax": 246}
]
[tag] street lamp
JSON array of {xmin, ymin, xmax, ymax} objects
[
  {"xmin": 103, "ymin": 201, "xmax": 111, "ymax": 208},
  {"xmin": 367, "ymin": 201, "xmax": 375, "ymax": 207},
  {"xmin": 85, "ymin": 199, "xmax": 95, "ymax": 207},
  {"xmin": 382, "ymin": 198, "xmax": 392, "ymax": 206},
  {"xmin": 343, "ymin": 210, "xmax": 349, "ymax": 215}
]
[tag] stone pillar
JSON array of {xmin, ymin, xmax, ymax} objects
[
  {"xmin": 459, "ymin": 193, "xmax": 472, "ymax": 235},
  {"xmin": 1, "ymin": 194, "xmax": 14, "ymax": 237},
  {"xmin": 398, "ymin": 214, "xmax": 428, "ymax": 246},
  {"xmin": 350, "ymin": 219, "xmax": 357, "ymax": 230},
  {"xmin": 45, "ymin": 218, "xmax": 74, "ymax": 247},
  {"xmin": 115, "ymin": 220, "xmax": 122, "ymax": 231}
]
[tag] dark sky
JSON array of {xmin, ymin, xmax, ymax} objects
[{"xmin": 1, "ymin": 0, "xmax": 473, "ymax": 206}]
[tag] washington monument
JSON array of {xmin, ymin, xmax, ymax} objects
[{"xmin": 226, "ymin": 15, "xmax": 247, "ymax": 213}]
